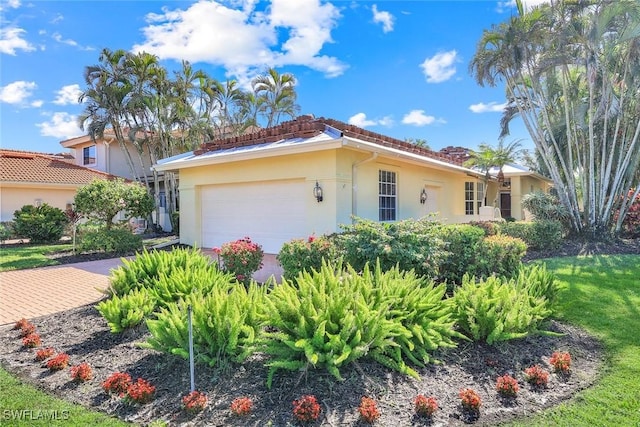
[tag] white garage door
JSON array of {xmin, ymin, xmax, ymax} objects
[{"xmin": 201, "ymin": 180, "xmax": 307, "ymax": 254}]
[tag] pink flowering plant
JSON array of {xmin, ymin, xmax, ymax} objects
[
  {"xmin": 277, "ymin": 235, "xmax": 337, "ymax": 281},
  {"xmin": 549, "ymin": 351, "xmax": 572, "ymax": 374},
  {"xmin": 216, "ymin": 237, "xmax": 264, "ymax": 286}
]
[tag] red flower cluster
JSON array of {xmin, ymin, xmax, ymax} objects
[
  {"xmin": 524, "ymin": 364, "xmax": 549, "ymax": 387},
  {"xmin": 182, "ymin": 390, "xmax": 208, "ymax": 413},
  {"xmin": 358, "ymin": 396, "xmax": 381, "ymax": 424},
  {"xmin": 103, "ymin": 372, "xmax": 132, "ymax": 396},
  {"xmin": 125, "ymin": 378, "xmax": 156, "ymax": 404},
  {"xmin": 414, "ymin": 394, "xmax": 438, "ymax": 417},
  {"xmin": 35, "ymin": 347, "xmax": 55, "ymax": 361},
  {"xmin": 219, "ymin": 237, "xmax": 264, "ymax": 285},
  {"xmin": 22, "ymin": 333, "xmax": 41, "ymax": 348},
  {"xmin": 459, "ymin": 388, "xmax": 481, "ymax": 412},
  {"xmin": 292, "ymin": 394, "xmax": 321, "ymax": 422},
  {"xmin": 19, "ymin": 322, "xmax": 36, "ymax": 337},
  {"xmin": 46, "ymin": 353, "xmax": 70, "ymax": 371},
  {"xmin": 70, "ymin": 363, "xmax": 93, "ymax": 382},
  {"xmin": 549, "ymin": 351, "xmax": 572, "ymax": 373},
  {"xmin": 230, "ymin": 396, "xmax": 253, "ymax": 416},
  {"xmin": 496, "ymin": 374, "xmax": 519, "ymax": 397},
  {"xmin": 14, "ymin": 318, "xmax": 31, "ymax": 331}
]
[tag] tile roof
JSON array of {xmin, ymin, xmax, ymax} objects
[
  {"xmin": 193, "ymin": 115, "xmax": 465, "ymax": 166},
  {"xmin": 0, "ymin": 149, "xmax": 116, "ymax": 185}
]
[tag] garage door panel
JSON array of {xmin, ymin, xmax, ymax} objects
[{"xmin": 201, "ymin": 180, "xmax": 307, "ymax": 254}]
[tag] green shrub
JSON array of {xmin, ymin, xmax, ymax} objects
[
  {"xmin": 450, "ymin": 274, "xmax": 555, "ymax": 344},
  {"xmin": 262, "ymin": 261, "xmax": 460, "ymax": 388},
  {"xmin": 473, "ymin": 235, "xmax": 526, "ymax": 279},
  {"xmin": 96, "ymin": 288, "xmax": 156, "ymax": 333},
  {"xmin": 12, "ymin": 204, "xmax": 67, "ymax": 243},
  {"xmin": 0, "ymin": 222, "xmax": 13, "ymax": 242},
  {"xmin": 436, "ymin": 224, "xmax": 485, "ymax": 285},
  {"xmin": 144, "ymin": 284, "xmax": 266, "ymax": 368},
  {"xmin": 336, "ymin": 217, "xmax": 445, "ymax": 279},
  {"xmin": 277, "ymin": 235, "xmax": 337, "ymax": 281},
  {"xmin": 514, "ymin": 264, "xmax": 561, "ymax": 308},
  {"xmin": 498, "ymin": 220, "xmax": 564, "ymax": 250},
  {"xmin": 522, "ymin": 191, "xmax": 570, "ymax": 224},
  {"xmin": 170, "ymin": 211, "xmax": 179, "ymax": 235},
  {"xmin": 468, "ymin": 221, "xmax": 500, "ymax": 236},
  {"xmin": 78, "ymin": 227, "xmax": 142, "ymax": 254},
  {"xmin": 108, "ymin": 247, "xmax": 217, "ymax": 297}
]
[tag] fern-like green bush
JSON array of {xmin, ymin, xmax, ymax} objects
[
  {"xmin": 96, "ymin": 288, "xmax": 156, "ymax": 333},
  {"xmin": 336, "ymin": 217, "xmax": 445, "ymax": 279},
  {"xmin": 108, "ymin": 247, "xmax": 214, "ymax": 297},
  {"xmin": 277, "ymin": 235, "xmax": 338, "ymax": 281},
  {"xmin": 514, "ymin": 263, "xmax": 561, "ymax": 308},
  {"xmin": 450, "ymin": 274, "xmax": 554, "ymax": 344},
  {"xmin": 144, "ymin": 283, "xmax": 266, "ymax": 368},
  {"xmin": 262, "ymin": 261, "xmax": 459, "ymax": 388},
  {"xmin": 472, "ymin": 235, "xmax": 526, "ymax": 279}
]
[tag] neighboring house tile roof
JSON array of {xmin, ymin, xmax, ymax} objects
[
  {"xmin": 0, "ymin": 149, "xmax": 116, "ymax": 185},
  {"xmin": 193, "ymin": 115, "xmax": 465, "ymax": 166}
]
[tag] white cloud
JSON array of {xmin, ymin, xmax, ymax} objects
[
  {"xmin": 50, "ymin": 13, "xmax": 64, "ymax": 24},
  {"xmin": 402, "ymin": 110, "xmax": 444, "ymax": 127},
  {"xmin": 348, "ymin": 112, "xmax": 393, "ymax": 128},
  {"xmin": 31, "ymin": 100, "xmax": 43, "ymax": 108},
  {"xmin": 132, "ymin": 0, "xmax": 346, "ymax": 79},
  {"xmin": 420, "ymin": 50, "xmax": 458, "ymax": 83},
  {"xmin": 52, "ymin": 32, "xmax": 93, "ymax": 50},
  {"xmin": 0, "ymin": 81, "xmax": 37, "ymax": 104},
  {"xmin": 0, "ymin": 0, "xmax": 20, "ymax": 11},
  {"xmin": 469, "ymin": 101, "xmax": 507, "ymax": 113},
  {"xmin": 37, "ymin": 112, "xmax": 84, "ymax": 139},
  {"xmin": 497, "ymin": 0, "xmax": 550, "ymax": 13},
  {"xmin": 372, "ymin": 4, "xmax": 394, "ymax": 33},
  {"xmin": 0, "ymin": 27, "xmax": 35, "ymax": 55},
  {"xmin": 53, "ymin": 84, "xmax": 82, "ymax": 105}
]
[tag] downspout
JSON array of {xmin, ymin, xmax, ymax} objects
[{"xmin": 351, "ymin": 152, "xmax": 378, "ymax": 222}]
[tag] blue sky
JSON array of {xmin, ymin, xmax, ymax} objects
[{"xmin": 0, "ymin": 0, "xmax": 543, "ymax": 155}]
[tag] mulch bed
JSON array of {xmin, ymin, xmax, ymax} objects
[{"xmin": 1, "ymin": 237, "xmax": 637, "ymax": 426}]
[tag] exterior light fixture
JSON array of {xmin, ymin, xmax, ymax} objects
[
  {"xmin": 420, "ymin": 188, "xmax": 428, "ymax": 204},
  {"xmin": 313, "ymin": 181, "xmax": 323, "ymax": 203}
]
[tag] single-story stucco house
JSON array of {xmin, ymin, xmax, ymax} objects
[
  {"xmin": 153, "ymin": 116, "xmax": 552, "ymax": 254},
  {"xmin": 0, "ymin": 149, "xmax": 119, "ymax": 222}
]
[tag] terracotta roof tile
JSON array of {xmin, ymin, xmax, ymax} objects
[
  {"xmin": 0, "ymin": 149, "xmax": 118, "ymax": 185},
  {"xmin": 193, "ymin": 115, "xmax": 464, "ymax": 166}
]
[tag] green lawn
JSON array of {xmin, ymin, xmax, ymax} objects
[
  {"xmin": 506, "ymin": 254, "xmax": 640, "ymax": 426},
  {"xmin": 0, "ymin": 244, "xmax": 73, "ymax": 272},
  {"xmin": 1, "ymin": 254, "xmax": 638, "ymax": 425}
]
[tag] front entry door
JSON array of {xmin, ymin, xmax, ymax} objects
[{"xmin": 500, "ymin": 193, "xmax": 511, "ymax": 219}]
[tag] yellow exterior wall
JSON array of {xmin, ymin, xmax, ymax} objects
[
  {"xmin": 177, "ymin": 146, "xmax": 481, "ymax": 248},
  {"xmin": 0, "ymin": 184, "xmax": 76, "ymax": 222}
]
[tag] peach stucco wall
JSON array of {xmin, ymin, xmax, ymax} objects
[{"xmin": 0, "ymin": 184, "xmax": 77, "ymax": 222}]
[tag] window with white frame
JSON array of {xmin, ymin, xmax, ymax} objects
[
  {"xmin": 465, "ymin": 182, "xmax": 475, "ymax": 215},
  {"xmin": 476, "ymin": 182, "xmax": 485, "ymax": 214},
  {"xmin": 83, "ymin": 145, "xmax": 96, "ymax": 165},
  {"xmin": 379, "ymin": 170, "xmax": 397, "ymax": 221}
]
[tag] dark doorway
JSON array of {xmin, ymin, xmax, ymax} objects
[{"xmin": 500, "ymin": 193, "xmax": 512, "ymax": 219}]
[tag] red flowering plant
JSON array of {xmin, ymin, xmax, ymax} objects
[
  {"xmin": 459, "ymin": 388, "xmax": 481, "ymax": 412},
  {"xmin": 70, "ymin": 363, "xmax": 93, "ymax": 382},
  {"xmin": 13, "ymin": 318, "xmax": 30, "ymax": 331},
  {"xmin": 218, "ymin": 237, "xmax": 264, "ymax": 286},
  {"xmin": 102, "ymin": 372, "xmax": 132, "ymax": 396},
  {"xmin": 358, "ymin": 396, "xmax": 381, "ymax": 424},
  {"xmin": 22, "ymin": 333, "xmax": 41, "ymax": 348},
  {"xmin": 414, "ymin": 395, "xmax": 438, "ymax": 417},
  {"xmin": 19, "ymin": 322, "xmax": 36, "ymax": 337},
  {"xmin": 182, "ymin": 390, "xmax": 208, "ymax": 413},
  {"xmin": 549, "ymin": 351, "xmax": 572, "ymax": 374},
  {"xmin": 46, "ymin": 353, "xmax": 70, "ymax": 371},
  {"xmin": 230, "ymin": 396, "xmax": 253, "ymax": 416},
  {"xmin": 35, "ymin": 347, "xmax": 55, "ymax": 361},
  {"xmin": 125, "ymin": 378, "xmax": 155, "ymax": 404},
  {"xmin": 496, "ymin": 375, "xmax": 520, "ymax": 398},
  {"xmin": 524, "ymin": 364, "xmax": 549, "ymax": 387},
  {"xmin": 292, "ymin": 394, "xmax": 321, "ymax": 423},
  {"xmin": 276, "ymin": 234, "xmax": 337, "ymax": 281}
]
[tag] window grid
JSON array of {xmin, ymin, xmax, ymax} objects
[
  {"xmin": 83, "ymin": 145, "xmax": 96, "ymax": 165},
  {"xmin": 379, "ymin": 170, "xmax": 397, "ymax": 221},
  {"xmin": 465, "ymin": 181, "xmax": 475, "ymax": 215},
  {"xmin": 476, "ymin": 182, "xmax": 485, "ymax": 214}
]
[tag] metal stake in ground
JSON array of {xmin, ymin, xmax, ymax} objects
[{"xmin": 188, "ymin": 304, "xmax": 195, "ymax": 392}]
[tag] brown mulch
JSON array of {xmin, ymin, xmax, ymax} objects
[{"xmin": 1, "ymin": 237, "xmax": 637, "ymax": 426}]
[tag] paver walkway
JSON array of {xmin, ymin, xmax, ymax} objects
[{"xmin": 0, "ymin": 253, "xmax": 282, "ymax": 326}]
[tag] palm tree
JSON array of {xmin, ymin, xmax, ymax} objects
[{"xmin": 252, "ymin": 68, "xmax": 300, "ymax": 127}]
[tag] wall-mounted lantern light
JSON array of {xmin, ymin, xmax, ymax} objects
[
  {"xmin": 313, "ymin": 181, "xmax": 324, "ymax": 203},
  {"xmin": 420, "ymin": 188, "xmax": 428, "ymax": 204}
]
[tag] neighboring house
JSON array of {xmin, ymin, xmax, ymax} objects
[
  {"xmin": 0, "ymin": 149, "xmax": 118, "ymax": 222},
  {"xmin": 153, "ymin": 115, "xmax": 553, "ymax": 254}
]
